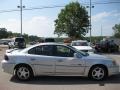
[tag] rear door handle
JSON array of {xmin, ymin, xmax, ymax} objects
[
  {"xmin": 58, "ymin": 60, "xmax": 63, "ymax": 62},
  {"xmin": 30, "ymin": 58, "xmax": 36, "ymax": 61},
  {"xmin": 78, "ymin": 64, "xmax": 82, "ymax": 66}
]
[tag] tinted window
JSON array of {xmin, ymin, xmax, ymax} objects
[
  {"xmin": 55, "ymin": 45, "xmax": 74, "ymax": 57},
  {"xmin": 28, "ymin": 45, "xmax": 53, "ymax": 56},
  {"xmin": 15, "ymin": 38, "xmax": 25, "ymax": 42}
]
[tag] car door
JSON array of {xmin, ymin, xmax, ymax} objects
[
  {"xmin": 54, "ymin": 45, "xmax": 85, "ymax": 76},
  {"xmin": 27, "ymin": 45, "xmax": 56, "ymax": 75}
]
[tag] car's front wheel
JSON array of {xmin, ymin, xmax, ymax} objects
[
  {"xmin": 89, "ymin": 66, "xmax": 107, "ymax": 80},
  {"xmin": 15, "ymin": 65, "xmax": 33, "ymax": 81}
]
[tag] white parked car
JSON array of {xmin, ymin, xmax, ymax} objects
[
  {"xmin": 1, "ymin": 43, "xmax": 119, "ymax": 81},
  {"xmin": 71, "ymin": 40, "xmax": 94, "ymax": 53}
]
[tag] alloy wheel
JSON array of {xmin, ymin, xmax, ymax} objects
[
  {"xmin": 91, "ymin": 67, "xmax": 105, "ymax": 80},
  {"xmin": 16, "ymin": 67, "xmax": 30, "ymax": 80}
]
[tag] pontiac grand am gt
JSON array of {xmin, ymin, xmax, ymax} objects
[{"xmin": 1, "ymin": 43, "xmax": 119, "ymax": 81}]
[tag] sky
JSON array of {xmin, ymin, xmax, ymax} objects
[{"xmin": 0, "ymin": 0, "xmax": 120, "ymax": 37}]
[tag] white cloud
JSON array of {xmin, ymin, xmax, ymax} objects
[
  {"xmin": 0, "ymin": 16, "xmax": 55, "ymax": 37},
  {"xmin": 113, "ymin": 13, "xmax": 120, "ymax": 17},
  {"xmin": 92, "ymin": 12, "xmax": 111, "ymax": 22},
  {"xmin": 118, "ymin": 18, "xmax": 120, "ymax": 21},
  {"xmin": 92, "ymin": 11, "xmax": 120, "ymax": 23},
  {"xmin": 0, "ymin": 19, "xmax": 20, "ymax": 32},
  {"xmin": 88, "ymin": 11, "xmax": 120, "ymax": 36},
  {"xmin": 110, "ymin": 10, "xmax": 120, "ymax": 17}
]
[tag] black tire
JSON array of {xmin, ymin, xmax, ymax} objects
[
  {"xmin": 15, "ymin": 65, "xmax": 33, "ymax": 81},
  {"xmin": 89, "ymin": 65, "xmax": 107, "ymax": 80},
  {"xmin": 8, "ymin": 46, "xmax": 11, "ymax": 49}
]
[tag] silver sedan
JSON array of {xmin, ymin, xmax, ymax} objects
[{"xmin": 1, "ymin": 43, "xmax": 119, "ymax": 81}]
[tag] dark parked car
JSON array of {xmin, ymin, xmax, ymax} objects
[
  {"xmin": 95, "ymin": 40, "xmax": 119, "ymax": 53},
  {"xmin": 8, "ymin": 37, "xmax": 26, "ymax": 49},
  {"xmin": 44, "ymin": 38, "xmax": 55, "ymax": 42}
]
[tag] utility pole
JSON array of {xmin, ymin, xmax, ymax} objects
[
  {"xmin": 101, "ymin": 25, "xmax": 103, "ymax": 40},
  {"xmin": 86, "ymin": 0, "xmax": 94, "ymax": 45},
  {"xmin": 90, "ymin": 0, "xmax": 92, "ymax": 45},
  {"xmin": 17, "ymin": 0, "xmax": 25, "ymax": 36}
]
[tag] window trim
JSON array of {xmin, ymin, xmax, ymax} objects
[
  {"xmin": 54, "ymin": 45, "xmax": 75, "ymax": 57},
  {"xmin": 28, "ymin": 45, "xmax": 54, "ymax": 56}
]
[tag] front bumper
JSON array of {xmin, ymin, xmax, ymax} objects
[
  {"xmin": 1, "ymin": 60, "xmax": 15, "ymax": 75},
  {"xmin": 108, "ymin": 65, "xmax": 119, "ymax": 76}
]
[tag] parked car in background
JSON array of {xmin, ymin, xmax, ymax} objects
[
  {"xmin": 29, "ymin": 41, "xmax": 38, "ymax": 45},
  {"xmin": 8, "ymin": 37, "xmax": 26, "ymax": 49},
  {"xmin": 44, "ymin": 38, "xmax": 55, "ymax": 42},
  {"xmin": 0, "ymin": 39, "xmax": 12, "ymax": 45},
  {"xmin": 71, "ymin": 40, "xmax": 94, "ymax": 53},
  {"xmin": 95, "ymin": 40, "xmax": 119, "ymax": 53},
  {"xmin": 1, "ymin": 43, "xmax": 119, "ymax": 81}
]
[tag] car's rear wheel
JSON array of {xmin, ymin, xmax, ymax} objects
[
  {"xmin": 15, "ymin": 65, "xmax": 33, "ymax": 81},
  {"xmin": 89, "ymin": 66, "xmax": 107, "ymax": 80}
]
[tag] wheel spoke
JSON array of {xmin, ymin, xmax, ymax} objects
[
  {"xmin": 17, "ymin": 67, "xmax": 30, "ymax": 80},
  {"xmin": 18, "ymin": 72, "xmax": 22, "ymax": 77},
  {"xmin": 92, "ymin": 71, "xmax": 97, "ymax": 76}
]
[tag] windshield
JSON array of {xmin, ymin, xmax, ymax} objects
[{"xmin": 67, "ymin": 45, "xmax": 89, "ymax": 56}]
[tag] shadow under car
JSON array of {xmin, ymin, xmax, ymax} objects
[{"xmin": 10, "ymin": 74, "xmax": 120, "ymax": 86}]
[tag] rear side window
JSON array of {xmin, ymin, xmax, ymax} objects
[{"xmin": 28, "ymin": 45, "xmax": 53, "ymax": 56}]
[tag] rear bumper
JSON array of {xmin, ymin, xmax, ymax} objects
[{"xmin": 1, "ymin": 60, "xmax": 15, "ymax": 75}]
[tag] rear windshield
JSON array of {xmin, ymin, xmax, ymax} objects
[{"xmin": 15, "ymin": 38, "xmax": 25, "ymax": 42}]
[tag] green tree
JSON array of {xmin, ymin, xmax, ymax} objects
[
  {"xmin": 113, "ymin": 23, "xmax": 120, "ymax": 38},
  {"xmin": 29, "ymin": 35, "xmax": 40, "ymax": 42},
  {"xmin": 54, "ymin": 2, "xmax": 89, "ymax": 39},
  {"xmin": 7, "ymin": 31, "xmax": 13, "ymax": 38},
  {"xmin": 22, "ymin": 33, "xmax": 29, "ymax": 43},
  {"xmin": 0, "ymin": 28, "xmax": 8, "ymax": 39},
  {"xmin": 12, "ymin": 33, "xmax": 21, "ymax": 37}
]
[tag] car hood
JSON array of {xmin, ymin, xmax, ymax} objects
[
  {"xmin": 73, "ymin": 46, "xmax": 92, "ymax": 50},
  {"xmin": 82, "ymin": 53, "xmax": 112, "ymax": 61}
]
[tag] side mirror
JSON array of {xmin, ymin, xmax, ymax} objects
[{"xmin": 74, "ymin": 53, "xmax": 82, "ymax": 58}]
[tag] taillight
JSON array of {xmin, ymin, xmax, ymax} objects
[{"xmin": 4, "ymin": 55, "xmax": 9, "ymax": 61}]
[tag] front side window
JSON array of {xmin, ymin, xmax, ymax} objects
[
  {"xmin": 28, "ymin": 45, "xmax": 53, "ymax": 56},
  {"xmin": 55, "ymin": 45, "xmax": 74, "ymax": 57}
]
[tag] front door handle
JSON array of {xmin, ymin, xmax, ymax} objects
[
  {"xmin": 58, "ymin": 60, "xmax": 63, "ymax": 62},
  {"xmin": 30, "ymin": 58, "xmax": 36, "ymax": 61}
]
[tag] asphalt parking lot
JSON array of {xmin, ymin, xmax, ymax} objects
[{"xmin": 0, "ymin": 46, "xmax": 120, "ymax": 90}]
